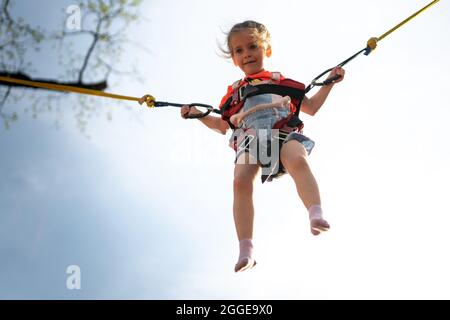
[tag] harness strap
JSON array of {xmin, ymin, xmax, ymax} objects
[
  {"xmin": 271, "ymin": 72, "xmax": 281, "ymax": 82},
  {"xmin": 231, "ymin": 79, "xmax": 241, "ymax": 90}
]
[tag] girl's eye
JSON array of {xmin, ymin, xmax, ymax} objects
[
  {"xmin": 249, "ymin": 43, "xmax": 258, "ymax": 50},
  {"xmin": 235, "ymin": 48, "xmax": 243, "ymax": 54}
]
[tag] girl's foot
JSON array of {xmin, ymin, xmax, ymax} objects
[
  {"xmin": 235, "ymin": 257, "xmax": 257, "ymax": 272},
  {"xmin": 234, "ymin": 239, "xmax": 256, "ymax": 272},
  {"xmin": 308, "ymin": 204, "xmax": 330, "ymax": 236},
  {"xmin": 310, "ymin": 217, "xmax": 330, "ymax": 235}
]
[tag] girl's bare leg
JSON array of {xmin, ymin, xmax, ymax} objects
[
  {"xmin": 233, "ymin": 152, "xmax": 259, "ymax": 272},
  {"xmin": 280, "ymin": 140, "xmax": 330, "ymax": 235}
]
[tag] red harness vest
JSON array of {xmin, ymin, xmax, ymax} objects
[{"xmin": 219, "ymin": 72, "xmax": 306, "ymax": 130}]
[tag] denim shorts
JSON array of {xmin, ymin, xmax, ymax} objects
[
  {"xmin": 230, "ymin": 94, "xmax": 314, "ymax": 162},
  {"xmin": 234, "ymin": 131, "xmax": 315, "ymax": 163}
]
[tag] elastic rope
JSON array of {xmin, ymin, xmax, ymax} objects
[
  {"xmin": 305, "ymin": 0, "xmax": 441, "ymax": 92},
  {"xmin": 377, "ymin": 0, "xmax": 440, "ymax": 42},
  {"xmin": 0, "ymin": 76, "xmax": 140, "ymax": 102}
]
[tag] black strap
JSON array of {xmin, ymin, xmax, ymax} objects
[
  {"xmin": 241, "ymin": 84, "xmax": 305, "ymax": 101},
  {"xmin": 305, "ymin": 47, "xmax": 367, "ymax": 93},
  {"xmin": 155, "ymin": 101, "xmax": 221, "ymax": 119}
]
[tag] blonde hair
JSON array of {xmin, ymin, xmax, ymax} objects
[{"xmin": 220, "ymin": 20, "xmax": 271, "ymax": 59}]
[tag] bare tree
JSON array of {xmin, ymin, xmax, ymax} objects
[{"xmin": 0, "ymin": 0, "xmax": 145, "ymax": 131}]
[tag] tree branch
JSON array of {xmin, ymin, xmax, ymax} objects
[
  {"xmin": 3, "ymin": 0, "xmax": 13, "ymax": 26},
  {"xmin": 0, "ymin": 71, "xmax": 107, "ymax": 91},
  {"xmin": 0, "ymin": 85, "xmax": 11, "ymax": 108},
  {"xmin": 78, "ymin": 33, "xmax": 99, "ymax": 83}
]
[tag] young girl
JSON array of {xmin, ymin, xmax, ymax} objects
[{"xmin": 181, "ymin": 21, "xmax": 344, "ymax": 272}]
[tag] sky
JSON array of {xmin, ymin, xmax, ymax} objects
[{"xmin": 1, "ymin": 0, "xmax": 450, "ymax": 299}]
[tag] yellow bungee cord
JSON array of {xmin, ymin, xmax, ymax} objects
[{"xmin": 0, "ymin": 0, "xmax": 441, "ymax": 108}]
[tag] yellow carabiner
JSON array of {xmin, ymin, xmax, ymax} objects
[
  {"xmin": 366, "ymin": 37, "xmax": 378, "ymax": 51},
  {"xmin": 145, "ymin": 95, "xmax": 156, "ymax": 108}
]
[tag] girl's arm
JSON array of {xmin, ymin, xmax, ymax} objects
[
  {"xmin": 181, "ymin": 106, "xmax": 229, "ymax": 135},
  {"xmin": 138, "ymin": 95, "xmax": 229, "ymax": 135},
  {"xmin": 301, "ymin": 67, "xmax": 345, "ymax": 116},
  {"xmin": 199, "ymin": 114, "xmax": 230, "ymax": 135}
]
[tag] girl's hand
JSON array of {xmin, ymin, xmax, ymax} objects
[
  {"xmin": 180, "ymin": 105, "xmax": 202, "ymax": 119},
  {"xmin": 327, "ymin": 67, "xmax": 345, "ymax": 83}
]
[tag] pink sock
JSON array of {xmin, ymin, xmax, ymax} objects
[
  {"xmin": 239, "ymin": 239, "xmax": 253, "ymax": 260},
  {"xmin": 235, "ymin": 239, "xmax": 256, "ymax": 272},
  {"xmin": 308, "ymin": 204, "xmax": 323, "ymax": 220},
  {"xmin": 308, "ymin": 204, "xmax": 330, "ymax": 235}
]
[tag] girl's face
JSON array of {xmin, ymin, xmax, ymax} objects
[{"xmin": 230, "ymin": 31, "xmax": 271, "ymax": 76}]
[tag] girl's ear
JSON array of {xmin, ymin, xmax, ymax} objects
[{"xmin": 265, "ymin": 45, "xmax": 272, "ymax": 58}]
